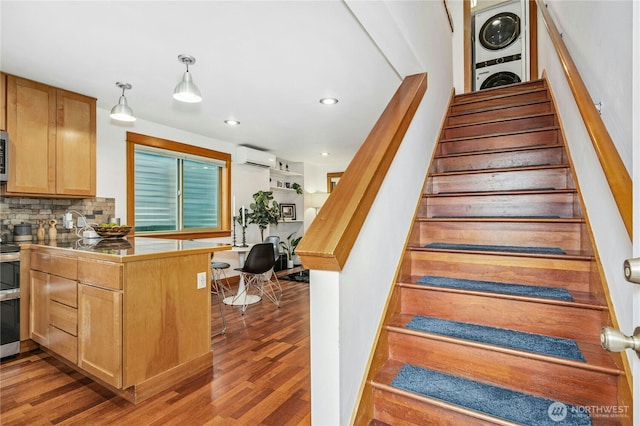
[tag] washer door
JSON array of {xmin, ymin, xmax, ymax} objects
[
  {"xmin": 479, "ymin": 12, "xmax": 521, "ymax": 51},
  {"xmin": 480, "ymin": 71, "xmax": 521, "ymax": 90}
]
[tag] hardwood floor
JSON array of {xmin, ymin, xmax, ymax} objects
[{"xmin": 0, "ymin": 279, "xmax": 311, "ymax": 425}]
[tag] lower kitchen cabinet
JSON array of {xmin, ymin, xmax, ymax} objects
[
  {"xmin": 24, "ymin": 239, "xmax": 226, "ymax": 404},
  {"xmin": 29, "ymin": 270, "xmax": 50, "ymax": 346},
  {"xmin": 78, "ymin": 283, "xmax": 122, "ymax": 389}
]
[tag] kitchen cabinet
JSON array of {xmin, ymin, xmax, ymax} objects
[
  {"xmin": 25, "ymin": 238, "xmax": 229, "ymax": 404},
  {"xmin": 78, "ymin": 282, "xmax": 122, "ymax": 388},
  {"xmin": 29, "ymin": 270, "xmax": 50, "ymax": 346},
  {"xmin": 4, "ymin": 74, "xmax": 96, "ymax": 197},
  {"xmin": 29, "ymin": 251, "xmax": 78, "ymax": 363}
]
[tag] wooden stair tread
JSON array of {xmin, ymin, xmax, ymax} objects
[
  {"xmin": 425, "ymin": 188, "xmax": 576, "ymax": 197},
  {"xmin": 439, "ymin": 126, "xmax": 559, "ymax": 145},
  {"xmin": 371, "ymin": 360, "xmax": 524, "ymax": 426},
  {"xmin": 399, "ymin": 278, "xmax": 605, "ymax": 310},
  {"xmin": 386, "ymin": 314, "xmax": 621, "ymax": 375},
  {"xmin": 444, "ymin": 112, "xmax": 555, "ymax": 131},
  {"xmin": 429, "ymin": 163, "xmax": 569, "ymax": 177},
  {"xmin": 434, "ymin": 143, "xmax": 564, "ymax": 160},
  {"xmin": 448, "ymin": 99, "xmax": 551, "ymax": 119},
  {"xmin": 417, "ymin": 217, "xmax": 585, "ymax": 223},
  {"xmin": 409, "ymin": 244, "xmax": 593, "ymax": 260},
  {"xmin": 453, "ymin": 80, "xmax": 546, "ymax": 103},
  {"xmin": 451, "ymin": 87, "xmax": 549, "ymax": 110}
]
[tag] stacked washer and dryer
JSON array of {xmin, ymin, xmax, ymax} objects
[{"xmin": 473, "ymin": 0, "xmax": 527, "ymax": 91}]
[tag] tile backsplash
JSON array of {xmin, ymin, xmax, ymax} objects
[{"xmin": 0, "ymin": 196, "xmax": 115, "ymax": 241}]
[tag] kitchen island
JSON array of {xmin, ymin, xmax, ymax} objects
[{"xmin": 20, "ymin": 237, "xmax": 231, "ymax": 403}]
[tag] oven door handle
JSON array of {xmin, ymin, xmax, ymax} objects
[{"xmin": 0, "ymin": 288, "xmax": 20, "ymax": 301}]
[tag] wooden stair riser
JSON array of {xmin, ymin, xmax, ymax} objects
[
  {"xmin": 406, "ymin": 250, "xmax": 592, "ymax": 293},
  {"xmin": 372, "ymin": 387, "xmax": 503, "ymax": 426},
  {"xmin": 416, "ymin": 221, "xmax": 587, "ymax": 253},
  {"xmin": 428, "ymin": 167, "xmax": 574, "ymax": 193},
  {"xmin": 387, "ymin": 331, "xmax": 619, "ymax": 407},
  {"xmin": 439, "ymin": 128, "xmax": 559, "ymax": 155},
  {"xmin": 443, "ymin": 114, "xmax": 556, "ymax": 140},
  {"xmin": 447, "ymin": 101, "xmax": 553, "ymax": 127},
  {"xmin": 453, "ymin": 80, "xmax": 547, "ymax": 105},
  {"xmin": 433, "ymin": 147, "xmax": 567, "ymax": 173},
  {"xmin": 400, "ymin": 287, "xmax": 605, "ymax": 345},
  {"xmin": 449, "ymin": 88, "xmax": 549, "ymax": 115},
  {"xmin": 424, "ymin": 192, "xmax": 580, "ymax": 219},
  {"xmin": 372, "ymin": 387, "xmax": 505, "ymax": 426}
]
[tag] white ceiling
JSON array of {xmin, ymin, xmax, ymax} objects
[{"xmin": 0, "ymin": 1, "xmax": 403, "ymax": 166}]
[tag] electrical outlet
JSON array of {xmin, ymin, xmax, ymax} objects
[
  {"xmin": 77, "ymin": 216, "xmax": 87, "ymax": 227},
  {"xmin": 197, "ymin": 272, "xmax": 207, "ymax": 289}
]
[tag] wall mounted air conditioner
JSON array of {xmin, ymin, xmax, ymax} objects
[{"xmin": 235, "ymin": 146, "xmax": 276, "ymax": 168}]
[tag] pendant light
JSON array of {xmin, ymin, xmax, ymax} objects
[
  {"xmin": 173, "ymin": 54, "xmax": 202, "ymax": 103},
  {"xmin": 110, "ymin": 82, "xmax": 136, "ymax": 122}
]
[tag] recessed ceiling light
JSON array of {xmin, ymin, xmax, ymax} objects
[
  {"xmin": 319, "ymin": 97, "xmax": 338, "ymax": 105},
  {"xmin": 321, "ymin": 152, "xmax": 330, "ymax": 156},
  {"xmin": 224, "ymin": 119, "xmax": 240, "ymax": 126}
]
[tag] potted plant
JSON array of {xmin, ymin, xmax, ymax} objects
[
  {"xmin": 247, "ymin": 190, "xmax": 280, "ymax": 241},
  {"xmin": 291, "ymin": 182, "xmax": 303, "ymax": 195},
  {"xmin": 280, "ymin": 232, "xmax": 302, "ymax": 268}
]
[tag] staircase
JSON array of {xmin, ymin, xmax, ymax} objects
[{"xmin": 360, "ymin": 80, "xmax": 629, "ymax": 425}]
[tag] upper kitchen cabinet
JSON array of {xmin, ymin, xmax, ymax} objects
[{"xmin": 4, "ymin": 74, "xmax": 96, "ymax": 197}]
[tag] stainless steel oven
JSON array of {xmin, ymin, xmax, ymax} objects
[
  {"xmin": 0, "ymin": 130, "xmax": 8, "ymax": 182},
  {"xmin": 1, "ymin": 244, "xmax": 20, "ymax": 358}
]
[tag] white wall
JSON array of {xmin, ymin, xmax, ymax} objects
[
  {"xmin": 537, "ymin": 0, "xmax": 634, "ymax": 367},
  {"xmin": 310, "ymin": 1, "xmax": 454, "ymax": 424},
  {"xmin": 450, "ymin": 0, "xmax": 466, "ymax": 94},
  {"xmin": 96, "ymin": 109, "xmax": 343, "ymax": 271},
  {"xmin": 95, "ymin": 109, "xmax": 267, "ymax": 271},
  {"xmin": 544, "ymin": 0, "xmax": 633, "ymax": 173}
]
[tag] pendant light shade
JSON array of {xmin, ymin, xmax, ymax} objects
[
  {"xmin": 110, "ymin": 82, "xmax": 136, "ymax": 122},
  {"xmin": 173, "ymin": 54, "xmax": 202, "ymax": 103}
]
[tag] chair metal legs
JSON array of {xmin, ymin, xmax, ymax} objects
[
  {"xmin": 261, "ymin": 269, "xmax": 283, "ymax": 307},
  {"xmin": 234, "ymin": 270, "xmax": 283, "ymax": 314},
  {"xmin": 211, "ymin": 262, "xmax": 231, "ymax": 336},
  {"xmin": 211, "ymin": 278, "xmax": 227, "ymax": 336}
]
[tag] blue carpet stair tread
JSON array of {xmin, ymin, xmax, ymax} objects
[
  {"xmin": 416, "ymin": 275, "xmax": 573, "ymax": 301},
  {"xmin": 405, "ymin": 316, "xmax": 585, "ymax": 362},
  {"xmin": 425, "ymin": 242, "xmax": 566, "ymax": 255},
  {"xmin": 391, "ymin": 364, "xmax": 592, "ymax": 425}
]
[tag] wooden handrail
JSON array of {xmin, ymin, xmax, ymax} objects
[
  {"xmin": 296, "ymin": 73, "xmax": 428, "ymax": 271},
  {"xmin": 537, "ymin": 0, "xmax": 632, "ymax": 238}
]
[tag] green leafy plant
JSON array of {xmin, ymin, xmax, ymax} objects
[
  {"xmin": 280, "ymin": 232, "xmax": 302, "ymax": 260},
  {"xmin": 247, "ymin": 190, "xmax": 280, "ymax": 241},
  {"xmin": 291, "ymin": 182, "xmax": 303, "ymax": 195}
]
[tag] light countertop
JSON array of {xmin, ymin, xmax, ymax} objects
[{"xmin": 22, "ymin": 237, "xmax": 232, "ymax": 262}]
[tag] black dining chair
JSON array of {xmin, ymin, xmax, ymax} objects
[{"xmin": 233, "ymin": 243, "xmax": 282, "ymax": 314}]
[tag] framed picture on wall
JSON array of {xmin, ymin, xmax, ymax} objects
[
  {"xmin": 280, "ymin": 203, "xmax": 296, "ymax": 220},
  {"xmin": 327, "ymin": 172, "xmax": 343, "ymax": 193}
]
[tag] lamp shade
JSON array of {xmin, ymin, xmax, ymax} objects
[
  {"xmin": 110, "ymin": 82, "xmax": 136, "ymax": 122},
  {"xmin": 173, "ymin": 54, "xmax": 202, "ymax": 103},
  {"xmin": 173, "ymin": 71, "xmax": 202, "ymax": 103},
  {"xmin": 308, "ymin": 192, "xmax": 329, "ymax": 209}
]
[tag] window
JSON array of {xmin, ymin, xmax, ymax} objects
[{"xmin": 126, "ymin": 132, "xmax": 231, "ymax": 238}]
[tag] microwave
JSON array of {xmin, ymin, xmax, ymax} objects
[{"xmin": 0, "ymin": 130, "xmax": 7, "ymax": 182}]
